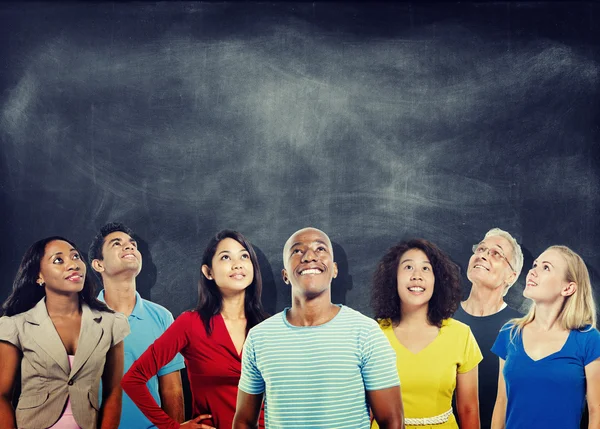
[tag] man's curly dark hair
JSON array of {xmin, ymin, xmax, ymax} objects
[{"xmin": 371, "ymin": 238, "xmax": 461, "ymax": 328}]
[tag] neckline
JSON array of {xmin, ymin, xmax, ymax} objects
[
  {"xmin": 282, "ymin": 304, "xmax": 344, "ymax": 329},
  {"xmin": 389, "ymin": 319, "xmax": 447, "ymax": 355},
  {"xmin": 460, "ymin": 301, "xmax": 508, "ymax": 319},
  {"xmin": 521, "ymin": 328, "xmax": 573, "ymax": 362},
  {"xmin": 215, "ymin": 314, "xmax": 245, "ymax": 358}
]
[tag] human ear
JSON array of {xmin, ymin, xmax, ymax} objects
[
  {"xmin": 505, "ymin": 270, "xmax": 516, "ymax": 287},
  {"xmin": 561, "ymin": 282, "xmax": 577, "ymax": 297},
  {"xmin": 201, "ymin": 265, "xmax": 213, "ymax": 280},
  {"xmin": 91, "ymin": 259, "xmax": 104, "ymax": 273},
  {"xmin": 281, "ymin": 269, "xmax": 290, "ymax": 285}
]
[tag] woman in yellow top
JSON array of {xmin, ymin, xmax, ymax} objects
[{"xmin": 371, "ymin": 239, "xmax": 482, "ymax": 429}]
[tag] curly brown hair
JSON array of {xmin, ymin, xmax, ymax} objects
[{"xmin": 371, "ymin": 238, "xmax": 461, "ymax": 328}]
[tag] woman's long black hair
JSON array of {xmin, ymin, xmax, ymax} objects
[
  {"xmin": 1, "ymin": 236, "xmax": 113, "ymax": 316},
  {"xmin": 195, "ymin": 230, "xmax": 267, "ymax": 335}
]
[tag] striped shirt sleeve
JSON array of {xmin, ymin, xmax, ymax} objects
[
  {"xmin": 360, "ymin": 323, "xmax": 400, "ymax": 391},
  {"xmin": 238, "ymin": 331, "xmax": 265, "ymax": 395}
]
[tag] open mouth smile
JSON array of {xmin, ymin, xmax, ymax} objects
[{"xmin": 299, "ymin": 268, "xmax": 323, "ymax": 276}]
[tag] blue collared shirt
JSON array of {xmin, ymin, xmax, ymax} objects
[{"xmin": 98, "ymin": 290, "xmax": 185, "ymax": 429}]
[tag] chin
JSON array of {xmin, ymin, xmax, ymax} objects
[
  {"xmin": 522, "ymin": 289, "xmax": 535, "ymax": 300},
  {"xmin": 298, "ymin": 285, "xmax": 329, "ymax": 298}
]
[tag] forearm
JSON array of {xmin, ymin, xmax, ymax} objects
[
  {"xmin": 589, "ymin": 406, "xmax": 600, "ymax": 429},
  {"xmin": 457, "ymin": 406, "xmax": 480, "ymax": 429},
  {"xmin": 490, "ymin": 400, "xmax": 506, "ymax": 429},
  {"xmin": 160, "ymin": 389, "xmax": 184, "ymax": 424},
  {"xmin": 122, "ymin": 371, "xmax": 180, "ymax": 429},
  {"xmin": 0, "ymin": 397, "xmax": 16, "ymax": 429},
  {"xmin": 376, "ymin": 418, "xmax": 404, "ymax": 429},
  {"xmin": 98, "ymin": 390, "xmax": 122, "ymax": 429}
]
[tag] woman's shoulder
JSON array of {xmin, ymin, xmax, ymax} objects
[
  {"xmin": 174, "ymin": 309, "xmax": 204, "ymax": 326},
  {"xmin": 171, "ymin": 310, "xmax": 211, "ymax": 336},
  {"xmin": 444, "ymin": 317, "xmax": 473, "ymax": 333},
  {"xmin": 572, "ymin": 325, "xmax": 600, "ymax": 341},
  {"xmin": 376, "ymin": 319, "xmax": 399, "ymax": 338},
  {"xmin": 95, "ymin": 307, "xmax": 128, "ymax": 330},
  {"xmin": 377, "ymin": 318, "xmax": 393, "ymax": 329},
  {"xmin": 0, "ymin": 314, "xmax": 19, "ymax": 332}
]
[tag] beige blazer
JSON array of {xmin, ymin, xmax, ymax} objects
[{"xmin": 0, "ymin": 297, "xmax": 129, "ymax": 429}]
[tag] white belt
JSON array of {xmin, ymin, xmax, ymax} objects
[{"xmin": 404, "ymin": 408, "xmax": 453, "ymax": 426}]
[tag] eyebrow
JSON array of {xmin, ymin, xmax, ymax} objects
[
  {"xmin": 48, "ymin": 248, "xmax": 77, "ymax": 260},
  {"xmin": 217, "ymin": 249, "xmax": 248, "ymax": 255},
  {"xmin": 399, "ymin": 258, "xmax": 431, "ymax": 265},
  {"xmin": 480, "ymin": 241, "xmax": 507, "ymax": 253},
  {"xmin": 289, "ymin": 240, "xmax": 330, "ymax": 253},
  {"xmin": 108, "ymin": 237, "xmax": 137, "ymax": 245}
]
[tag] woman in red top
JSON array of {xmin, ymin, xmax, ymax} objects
[{"xmin": 122, "ymin": 230, "xmax": 267, "ymax": 429}]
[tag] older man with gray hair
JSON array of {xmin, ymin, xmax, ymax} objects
[{"xmin": 453, "ymin": 228, "xmax": 523, "ymax": 429}]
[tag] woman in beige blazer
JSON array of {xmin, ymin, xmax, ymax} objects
[{"xmin": 0, "ymin": 236, "xmax": 130, "ymax": 429}]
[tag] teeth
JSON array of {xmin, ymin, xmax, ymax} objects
[
  {"xmin": 301, "ymin": 269, "xmax": 322, "ymax": 275},
  {"xmin": 474, "ymin": 265, "xmax": 488, "ymax": 270},
  {"xmin": 408, "ymin": 287, "xmax": 425, "ymax": 292}
]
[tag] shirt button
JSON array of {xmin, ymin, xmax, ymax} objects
[{"xmin": 68, "ymin": 380, "xmax": 74, "ymax": 386}]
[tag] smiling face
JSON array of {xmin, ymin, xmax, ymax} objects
[
  {"xmin": 38, "ymin": 239, "xmax": 86, "ymax": 295},
  {"xmin": 282, "ymin": 228, "xmax": 338, "ymax": 299},
  {"xmin": 467, "ymin": 235, "xmax": 515, "ymax": 291},
  {"xmin": 92, "ymin": 231, "xmax": 142, "ymax": 278},
  {"xmin": 524, "ymin": 248, "xmax": 576, "ymax": 303},
  {"xmin": 202, "ymin": 237, "xmax": 254, "ymax": 295},
  {"xmin": 396, "ymin": 248, "xmax": 435, "ymax": 311}
]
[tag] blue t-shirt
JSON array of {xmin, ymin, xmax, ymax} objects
[
  {"xmin": 238, "ymin": 305, "xmax": 400, "ymax": 429},
  {"xmin": 491, "ymin": 323, "xmax": 600, "ymax": 429},
  {"xmin": 98, "ymin": 290, "xmax": 185, "ymax": 429}
]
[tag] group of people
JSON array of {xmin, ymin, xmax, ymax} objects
[{"xmin": 0, "ymin": 223, "xmax": 598, "ymax": 429}]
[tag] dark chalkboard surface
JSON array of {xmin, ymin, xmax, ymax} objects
[{"xmin": 1, "ymin": 2, "xmax": 599, "ymax": 321}]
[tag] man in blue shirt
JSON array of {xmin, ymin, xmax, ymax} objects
[{"xmin": 89, "ymin": 222, "xmax": 185, "ymax": 429}]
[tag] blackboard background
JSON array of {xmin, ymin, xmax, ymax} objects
[{"xmin": 1, "ymin": 2, "xmax": 599, "ymax": 322}]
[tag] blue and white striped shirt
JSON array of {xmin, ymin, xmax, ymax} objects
[{"xmin": 239, "ymin": 305, "xmax": 400, "ymax": 428}]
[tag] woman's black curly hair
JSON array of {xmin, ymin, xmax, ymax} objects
[{"xmin": 371, "ymin": 238, "xmax": 461, "ymax": 328}]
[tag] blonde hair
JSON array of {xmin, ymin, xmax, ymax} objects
[
  {"xmin": 484, "ymin": 228, "xmax": 524, "ymax": 286},
  {"xmin": 510, "ymin": 245, "xmax": 597, "ymax": 339}
]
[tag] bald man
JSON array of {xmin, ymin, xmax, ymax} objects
[{"xmin": 233, "ymin": 227, "xmax": 404, "ymax": 429}]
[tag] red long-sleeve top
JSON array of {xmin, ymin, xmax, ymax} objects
[{"xmin": 121, "ymin": 310, "xmax": 263, "ymax": 429}]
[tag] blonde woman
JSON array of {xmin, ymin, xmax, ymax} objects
[{"xmin": 491, "ymin": 245, "xmax": 600, "ymax": 429}]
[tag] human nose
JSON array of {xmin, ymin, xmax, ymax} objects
[
  {"xmin": 478, "ymin": 248, "xmax": 490, "ymax": 261},
  {"xmin": 301, "ymin": 248, "xmax": 317, "ymax": 262},
  {"xmin": 67, "ymin": 259, "xmax": 81, "ymax": 271},
  {"xmin": 411, "ymin": 268, "xmax": 423, "ymax": 280}
]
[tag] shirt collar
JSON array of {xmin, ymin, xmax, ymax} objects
[{"xmin": 97, "ymin": 289, "xmax": 146, "ymax": 320}]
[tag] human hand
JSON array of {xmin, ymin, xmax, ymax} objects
[{"xmin": 179, "ymin": 414, "xmax": 215, "ymax": 429}]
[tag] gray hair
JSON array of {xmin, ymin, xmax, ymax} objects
[{"xmin": 484, "ymin": 227, "xmax": 523, "ymax": 287}]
